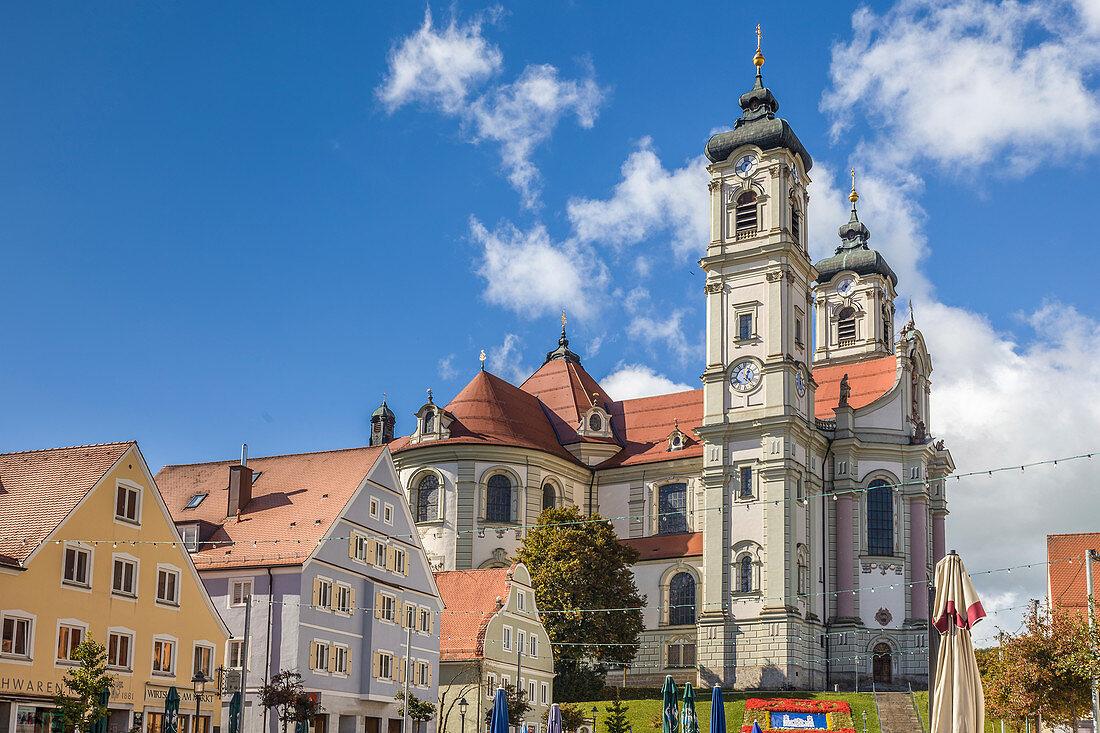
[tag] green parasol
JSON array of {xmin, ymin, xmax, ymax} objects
[
  {"xmin": 164, "ymin": 688, "xmax": 180, "ymax": 733},
  {"xmin": 661, "ymin": 676, "xmax": 679, "ymax": 733},
  {"xmin": 227, "ymin": 692, "xmax": 242, "ymax": 733},
  {"xmin": 679, "ymin": 684, "xmax": 698, "ymax": 733}
]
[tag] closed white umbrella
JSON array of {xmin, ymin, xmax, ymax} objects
[{"xmin": 931, "ymin": 551, "xmax": 986, "ymax": 733}]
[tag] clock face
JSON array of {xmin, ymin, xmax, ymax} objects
[
  {"xmin": 837, "ymin": 278, "xmax": 854, "ymax": 296},
  {"xmin": 796, "ymin": 370, "xmax": 806, "ymax": 397},
  {"xmin": 730, "ymin": 359, "xmax": 763, "ymax": 393},
  {"xmin": 734, "ymin": 154, "xmax": 758, "ymax": 178}
]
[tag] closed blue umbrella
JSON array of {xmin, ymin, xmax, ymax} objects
[
  {"xmin": 660, "ymin": 676, "xmax": 678, "ymax": 733},
  {"xmin": 164, "ymin": 688, "xmax": 181, "ymax": 733},
  {"xmin": 749, "ymin": 723, "xmax": 763, "ymax": 733},
  {"xmin": 708, "ymin": 687, "xmax": 725, "ymax": 733},
  {"xmin": 547, "ymin": 704, "xmax": 562, "ymax": 733},
  {"xmin": 489, "ymin": 688, "xmax": 510, "ymax": 733},
  {"xmin": 679, "ymin": 684, "xmax": 697, "ymax": 733}
]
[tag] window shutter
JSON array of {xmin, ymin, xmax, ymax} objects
[
  {"xmin": 402, "ymin": 551, "xmax": 409, "ymax": 576},
  {"xmin": 348, "ymin": 533, "xmax": 356, "ymax": 559},
  {"xmin": 312, "ymin": 578, "xmax": 321, "ymax": 608},
  {"xmin": 426, "ymin": 663, "xmax": 432, "ymax": 686},
  {"xmin": 375, "ymin": 592, "xmax": 383, "ymax": 620},
  {"xmin": 429, "ymin": 611, "xmax": 434, "ymax": 635},
  {"xmin": 398, "ymin": 657, "xmax": 406, "ymax": 683},
  {"xmin": 309, "ymin": 642, "xmax": 317, "ymax": 670},
  {"xmin": 372, "ymin": 652, "xmax": 380, "ymax": 679},
  {"xmin": 346, "ymin": 647, "xmax": 352, "ymax": 674},
  {"xmin": 367, "ymin": 540, "xmax": 376, "ymax": 565},
  {"xmin": 327, "ymin": 648, "xmax": 334, "ymax": 673},
  {"xmin": 349, "ymin": 588, "xmax": 356, "ymax": 615}
]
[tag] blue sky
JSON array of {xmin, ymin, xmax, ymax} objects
[{"xmin": 1, "ymin": 1, "xmax": 1099, "ymax": 636}]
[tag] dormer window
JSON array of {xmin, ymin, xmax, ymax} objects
[
  {"xmin": 422, "ymin": 410, "xmax": 435, "ymax": 434},
  {"xmin": 588, "ymin": 413, "xmax": 603, "ymax": 432},
  {"xmin": 667, "ymin": 422, "xmax": 687, "ymax": 453},
  {"xmin": 577, "ymin": 401, "xmax": 612, "ymax": 439},
  {"xmin": 735, "ymin": 191, "xmax": 758, "ymax": 232},
  {"xmin": 411, "ymin": 396, "xmax": 453, "ymax": 444}
]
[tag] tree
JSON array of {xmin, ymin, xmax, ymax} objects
[
  {"xmin": 395, "ymin": 691, "xmax": 436, "ymax": 733},
  {"xmin": 53, "ymin": 636, "xmax": 115, "ymax": 733},
  {"xmin": 483, "ymin": 684, "xmax": 531, "ymax": 727},
  {"xmin": 516, "ymin": 506, "xmax": 645, "ymax": 699},
  {"xmin": 981, "ymin": 603, "xmax": 1093, "ymax": 727},
  {"xmin": 603, "ymin": 694, "xmax": 629, "ymax": 733},
  {"xmin": 259, "ymin": 671, "xmax": 323, "ymax": 733}
]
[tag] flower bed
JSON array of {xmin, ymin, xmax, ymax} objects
[{"xmin": 740, "ymin": 698, "xmax": 855, "ymax": 732}]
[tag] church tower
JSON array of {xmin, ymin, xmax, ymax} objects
[
  {"xmin": 812, "ymin": 173, "xmax": 899, "ymax": 366},
  {"xmin": 696, "ymin": 30, "xmax": 825, "ymax": 688},
  {"xmin": 369, "ymin": 397, "xmax": 396, "ymax": 446}
]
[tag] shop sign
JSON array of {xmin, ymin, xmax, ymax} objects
[
  {"xmin": 144, "ymin": 685, "xmax": 216, "ymax": 707},
  {"xmin": 0, "ymin": 676, "xmax": 134, "ymax": 702}
]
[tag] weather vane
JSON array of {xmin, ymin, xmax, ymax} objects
[
  {"xmin": 561, "ymin": 309, "xmax": 567, "ymax": 327},
  {"xmin": 754, "ymin": 25, "xmax": 765, "ymax": 70},
  {"xmin": 479, "ymin": 349, "xmax": 486, "ymax": 370},
  {"xmin": 426, "ymin": 387, "xmax": 433, "ymax": 403}
]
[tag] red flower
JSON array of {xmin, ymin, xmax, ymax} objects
[{"xmin": 743, "ymin": 698, "xmax": 851, "ymax": 715}]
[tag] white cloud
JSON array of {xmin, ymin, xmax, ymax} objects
[
  {"xmin": 823, "ymin": 0, "xmax": 1100, "ymax": 174},
  {"xmin": 438, "ymin": 354, "xmax": 457, "ymax": 380},
  {"xmin": 471, "ymin": 217, "xmax": 608, "ymax": 318},
  {"xmin": 377, "ymin": 8, "xmax": 503, "ymax": 114},
  {"xmin": 486, "ymin": 333, "xmax": 535, "ymax": 384},
  {"xmin": 567, "ymin": 138, "xmax": 710, "ymax": 257},
  {"xmin": 379, "ymin": 10, "xmax": 604, "ymax": 208},
  {"xmin": 601, "ymin": 363, "xmax": 693, "ymax": 401}
]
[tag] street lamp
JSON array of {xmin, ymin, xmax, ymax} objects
[
  {"xmin": 191, "ymin": 671, "xmax": 208, "ymax": 733},
  {"xmin": 592, "ymin": 706, "xmax": 599, "ymax": 733},
  {"xmin": 459, "ymin": 698, "xmax": 469, "ymax": 733}
]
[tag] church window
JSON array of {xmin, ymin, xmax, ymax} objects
[
  {"xmin": 657, "ymin": 483, "xmax": 688, "ymax": 535},
  {"xmin": 588, "ymin": 413, "xmax": 603, "ymax": 432},
  {"xmin": 422, "ymin": 410, "xmax": 435, "ymax": 434},
  {"xmin": 415, "ymin": 474, "xmax": 440, "ymax": 523},
  {"xmin": 795, "ymin": 318, "xmax": 804, "ymax": 347},
  {"xmin": 791, "ymin": 208, "xmax": 801, "ymax": 244},
  {"xmin": 486, "ymin": 474, "xmax": 512, "ymax": 523},
  {"xmin": 735, "ymin": 192, "xmax": 757, "ymax": 232},
  {"xmin": 738, "ymin": 555, "xmax": 754, "ymax": 593},
  {"xmin": 739, "ymin": 466, "xmax": 753, "ymax": 499},
  {"xmin": 738, "ymin": 313, "xmax": 753, "ymax": 341},
  {"xmin": 668, "ymin": 572, "xmax": 696, "ymax": 626},
  {"xmin": 867, "ymin": 480, "xmax": 893, "ymax": 556},
  {"xmin": 542, "ymin": 483, "xmax": 556, "ymax": 511},
  {"xmin": 838, "ymin": 307, "xmax": 856, "ymax": 345},
  {"xmin": 666, "ymin": 638, "xmax": 695, "ymax": 668}
]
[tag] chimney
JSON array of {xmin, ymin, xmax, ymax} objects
[{"xmin": 228, "ymin": 445, "xmax": 253, "ymax": 518}]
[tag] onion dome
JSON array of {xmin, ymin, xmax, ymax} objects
[{"xmin": 814, "ymin": 172, "xmax": 897, "ymax": 286}]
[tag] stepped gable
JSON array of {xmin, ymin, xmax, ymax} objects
[
  {"xmin": 813, "ymin": 355, "xmax": 898, "ymax": 420},
  {"xmin": 157, "ymin": 446, "xmax": 386, "ymax": 569},
  {"xmin": 393, "ymin": 370, "xmax": 578, "ymax": 463},
  {"xmin": 0, "ymin": 441, "xmax": 134, "ymax": 567},
  {"xmin": 599, "ymin": 389, "xmax": 703, "ymax": 468},
  {"xmin": 520, "ymin": 357, "xmax": 619, "ymax": 446},
  {"xmin": 434, "ymin": 565, "xmax": 512, "ymax": 660}
]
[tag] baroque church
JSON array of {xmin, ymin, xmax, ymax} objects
[{"xmin": 372, "ymin": 45, "xmax": 952, "ymax": 690}]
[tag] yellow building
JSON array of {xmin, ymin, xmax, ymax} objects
[{"xmin": 0, "ymin": 442, "xmax": 230, "ymax": 733}]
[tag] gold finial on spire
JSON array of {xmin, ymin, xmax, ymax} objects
[
  {"xmin": 753, "ymin": 25, "xmax": 765, "ymax": 70},
  {"xmin": 479, "ymin": 349, "xmax": 487, "ymax": 370},
  {"xmin": 849, "ymin": 167, "xmax": 859, "ymax": 204},
  {"xmin": 561, "ymin": 308, "xmax": 567, "ymax": 327}
]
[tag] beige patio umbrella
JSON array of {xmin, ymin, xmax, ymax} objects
[{"xmin": 931, "ymin": 551, "xmax": 986, "ymax": 733}]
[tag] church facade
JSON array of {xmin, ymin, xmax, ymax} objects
[{"xmin": 381, "ymin": 51, "xmax": 952, "ymax": 691}]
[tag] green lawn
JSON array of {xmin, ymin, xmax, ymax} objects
[{"xmin": 588, "ymin": 693, "xmax": 881, "ymax": 733}]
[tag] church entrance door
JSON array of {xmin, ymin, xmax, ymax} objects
[{"xmin": 872, "ymin": 643, "xmax": 892, "ymax": 684}]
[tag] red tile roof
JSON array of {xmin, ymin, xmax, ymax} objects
[
  {"xmin": 1047, "ymin": 532, "xmax": 1100, "ymax": 612},
  {"xmin": 813, "ymin": 355, "xmax": 898, "ymax": 420},
  {"xmin": 600, "ymin": 389, "xmax": 703, "ymax": 468},
  {"xmin": 157, "ymin": 446, "xmax": 386, "ymax": 570},
  {"xmin": 622, "ymin": 532, "xmax": 703, "ymax": 561},
  {"xmin": 521, "ymin": 359, "xmax": 617, "ymax": 446},
  {"xmin": 434, "ymin": 566, "xmax": 512, "ymax": 660},
  {"xmin": 392, "ymin": 371, "xmax": 580, "ymax": 463},
  {"xmin": 0, "ymin": 442, "xmax": 134, "ymax": 568}
]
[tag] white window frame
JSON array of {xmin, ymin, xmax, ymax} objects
[
  {"xmin": 517, "ymin": 630, "xmax": 526, "ymax": 657},
  {"xmin": 378, "ymin": 651, "xmax": 394, "ymax": 680},
  {"xmin": 529, "ymin": 680, "xmax": 536, "ymax": 704},
  {"xmin": 192, "ymin": 642, "xmax": 215, "ymax": 678},
  {"xmin": 369, "ymin": 498, "xmax": 379, "ymax": 518},
  {"xmin": 502, "ymin": 625, "xmax": 512, "ymax": 652},
  {"xmin": 380, "ymin": 594, "xmax": 396, "ymax": 623},
  {"xmin": 151, "ymin": 635, "xmax": 177, "ymax": 676},
  {"xmin": 383, "ymin": 503, "xmax": 394, "ymax": 525},
  {"xmin": 106, "ymin": 627, "xmax": 134, "ymax": 672},
  {"xmin": 114, "ymin": 480, "xmax": 143, "ymax": 526},
  {"xmin": 733, "ymin": 301, "xmax": 761, "ymax": 343},
  {"xmin": 374, "ymin": 541, "xmax": 388, "ymax": 569},
  {"xmin": 179, "ymin": 525, "xmax": 199, "ymax": 552},
  {"xmin": 1, "ymin": 611, "xmax": 34, "ymax": 661},
  {"xmin": 541, "ymin": 682, "xmax": 549, "ymax": 705},
  {"xmin": 55, "ymin": 619, "xmax": 88, "ymax": 665},
  {"xmin": 353, "ymin": 533, "xmax": 370, "ymax": 563},
  {"xmin": 333, "ymin": 644, "xmax": 348, "ymax": 676},
  {"xmin": 226, "ymin": 639, "xmax": 246, "ymax": 670},
  {"xmin": 230, "ymin": 578, "xmax": 253, "ymax": 607},
  {"xmin": 529, "ymin": 635, "xmax": 537, "ymax": 658},
  {"xmin": 61, "ymin": 542, "xmax": 93, "ymax": 590},
  {"xmin": 416, "ymin": 660, "xmax": 429, "ymax": 687},
  {"xmin": 111, "ymin": 554, "xmax": 139, "ymax": 599},
  {"xmin": 486, "ymin": 674, "xmax": 496, "ymax": 696},
  {"xmin": 155, "ymin": 564, "xmax": 182, "ymax": 608},
  {"xmin": 334, "ymin": 584, "xmax": 352, "ymax": 615},
  {"xmin": 314, "ymin": 641, "xmax": 330, "ymax": 674},
  {"xmin": 393, "ymin": 548, "xmax": 406, "ymax": 574},
  {"xmin": 316, "ymin": 578, "xmax": 333, "ymax": 611},
  {"xmin": 517, "ymin": 591, "xmax": 526, "ymax": 612},
  {"xmin": 418, "ymin": 608, "xmax": 431, "ymax": 634}
]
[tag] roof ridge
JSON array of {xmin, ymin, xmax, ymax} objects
[
  {"xmin": 161, "ymin": 444, "xmax": 382, "ymax": 469},
  {"xmin": 0, "ymin": 440, "xmax": 135, "ymax": 458},
  {"xmin": 616, "ymin": 387, "xmax": 703, "ymax": 407}
]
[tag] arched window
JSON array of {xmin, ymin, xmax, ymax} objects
[
  {"xmin": 415, "ymin": 474, "xmax": 439, "ymax": 523},
  {"xmin": 837, "ymin": 306, "xmax": 856, "ymax": 345},
  {"xmin": 486, "ymin": 474, "xmax": 512, "ymax": 523},
  {"xmin": 542, "ymin": 483, "xmax": 556, "ymax": 511},
  {"xmin": 668, "ymin": 572, "xmax": 696, "ymax": 626},
  {"xmin": 588, "ymin": 413, "xmax": 603, "ymax": 431},
  {"xmin": 867, "ymin": 479, "xmax": 893, "ymax": 556},
  {"xmin": 738, "ymin": 555, "xmax": 754, "ymax": 593},
  {"xmin": 791, "ymin": 207, "xmax": 801, "ymax": 244},
  {"xmin": 422, "ymin": 410, "xmax": 435, "ymax": 434},
  {"xmin": 735, "ymin": 192, "xmax": 758, "ymax": 232},
  {"xmin": 657, "ymin": 483, "xmax": 688, "ymax": 535}
]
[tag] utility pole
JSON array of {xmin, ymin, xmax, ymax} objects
[
  {"xmin": 404, "ymin": 608, "xmax": 413, "ymax": 733},
  {"xmin": 241, "ymin": 594, "xmax": 251, "ymax": 733},
  {"xmin": 997, "ymin": 629, "xmax": 1005, "ymax": 733},
  {"xmin": 1086, "ymin": 549, "xmax": 1099, "ymax": 726}
]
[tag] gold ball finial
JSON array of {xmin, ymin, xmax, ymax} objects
[
  {"xmin": 753, "ymin": 25, "xmax": 765, "ymax": 69},
  {"xmin": 849, "ymin": 167, "xmax": 859, "ymax": 204},
  {"xmin": 561, "ymin": 308, "xmax": 567, "ymax": 327}
]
